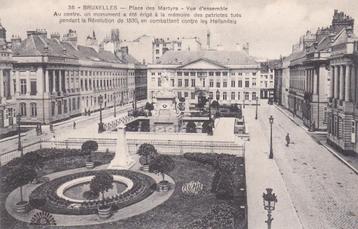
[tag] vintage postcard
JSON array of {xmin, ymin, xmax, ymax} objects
[{"xmin": 0, "ymin": 0, "xmax": 357, "ymax": 228}]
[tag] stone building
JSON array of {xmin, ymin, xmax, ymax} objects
[
  {"xmin": 327, "ymin": 25, "xmax": 358, "ymax": 155},
  {"xmin": 288, "ymin": 10, "xmax": 354, "ymax": 131},
  {"xmin": 0, "ymin": 22, "xmax": 17, "ymax": 129},
  {"xmin": 152, "ymin": 37, "xmax": 202, "ymax": 63},
  {"xmin": 11, "ymin": 29, "xmax": 138, "ymax": 125},
  {"xmin": 147, "ymin": 50, "xmax": 261, "ymax": 106}
]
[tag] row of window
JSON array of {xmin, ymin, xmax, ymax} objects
[
  {"xmin": 80, "ymin": 77, "xmax": 128, "ymax": 91},
  {"xmin": 19, "ymin": 98, "xmax": 80, "ymax": 117},
  {"xmin": 157, "ymin": 78, "xmax": 257, "ymax": 88},
  {"xmin": 176, "ymin": 91, "xmax": 257, "ymax": 101},
  {"xmin": 79, "ymin": 70, "xmax": 133, "ymax": 77},
  {"xmin": 150, "ymin": 71, "xmax": 258, "ymax": 77},
  {"xmin": 19, "ymin": 79, "xmax": 37, "ymax": 95}
]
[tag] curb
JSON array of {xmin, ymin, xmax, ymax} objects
[{"xmin": 274, "ymin": 104, "xmax": 358, "ymax": 175}]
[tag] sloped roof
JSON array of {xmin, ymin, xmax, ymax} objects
[{"xmin": 157, "ymin": 50, "xmax": 258, "ymax": 66}]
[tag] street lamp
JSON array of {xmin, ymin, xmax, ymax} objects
[
  {"xmin": 208, "ymin": 93, "xmax": 213, "ymax": 120},
  {"xmin": 98, "ymin": 95, "xmax": 104, "ymax": 133},
  {"xmin": 263, "ymin": 188, "xmax": 278, "ymax": 229},
  {"xmin": 269, "ymin": 115, "xmax": 274, "ymax": 159},
  {"xmin": 255, "ymin": 97, "xmax": 259, "ymax": 120},
  {"xmin": 16, "ymin": 114, "xmax": 23, "ymax": 156},
  {"xmin": 113, "ymin": 93, "xmax": 117, "ymax": 118}
]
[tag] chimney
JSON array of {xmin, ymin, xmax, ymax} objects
[
  {"xmin": 207, "ymin": 30, "xmax": 211, "ymax": 49},
  {"xmin": 11, "ymin": 35, "xmax": 22, "ymax": 50},
  {"xmin": 121, "ymin": 46, "xmax": 128, "ymax": 54},
  {"xmin": 63, "ymin": 29, "xmax": 78, "ymax": 47},
  {"xmin": 243, "ymin": 42, "xmax": 249, "ymax": 55},
  {"xmin": 50, "ymin": 32, "xmax": 60, "ymax": 40},
  {"xmin": 43, "ymin": 45, "xmax": 49, "ymax": 55}
]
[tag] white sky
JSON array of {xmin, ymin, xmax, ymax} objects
[{"xmin": 0, "ymin": 0, "xmax": 357, "ymax": 58}]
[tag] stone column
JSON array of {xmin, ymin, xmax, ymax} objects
[
  {"xmin": 59, "ymin": 71, "xmax": 63, "ymax": 94},
  {"xmin": 52, "ymin": 70, "xmax": 56, "ymax": 93},
  {"xmin": 26, "ymin": 72, "xmax": 31, "ymax": 95},
  {"xmin": 0, "ymin": 69, "xmax": 4, "ymax": 100},
  {"xmin": 339, "ymin": 65, "xmax": 345, "ymax": 100},
  {"xmin": 329, "ymin": 66, "xmax": 334, "ymax": 98},
  {"xmin": 45, "ymin": 70, "xmax": 49, "ymax": 93},
  {"xmin": 313, "ymin": 68, "xmax": 318, "ymax": 94},
  {"xmin": 38, "ymin": 68, "xmax": 44, "ymax": 94},
  {"xmin": 334, "ymin": 66, "xmax": 339, "ymax": 99},
  {"xmin": 9, "ymin": 71, "xmax": 14, "ymax": 98},
  {"xmin": 345, "ymin": 65, "xmax": 351, "ymax": 102},
  {"xmin": 61, "ymin": 70, "xmax": 65, "ymax": 93}
]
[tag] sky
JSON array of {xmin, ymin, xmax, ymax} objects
[{"xmin": 0, "ymin": 0, "xmax": 357, "ymax": 59}]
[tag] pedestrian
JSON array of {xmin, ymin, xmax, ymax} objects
[
  {"xmin": 73, "ymin": 121, "xmax": 76, "ymax": 129},
  {"xmin": 51, "ymin": 135, "xmax": 56, "ymax": 149},
  {"xmin": 285, "ymin": 133, "xmax": 290, "ymax": 147}
]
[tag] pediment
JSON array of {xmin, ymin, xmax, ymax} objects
[{"xmin": 179, "ymin": 58, "xmax": 227, "ymax": 70}]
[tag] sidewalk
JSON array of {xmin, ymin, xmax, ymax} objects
[
  {"xmin": 244, "ymin": 105, "xmax": 302, "ymax": 229},
  {"xmin": 274, "ymin": 104, "xmax": 358, "ymax": 174}
]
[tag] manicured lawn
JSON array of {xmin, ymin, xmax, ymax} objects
[{"xmin": 0, "ymin": 152, "xmax": 246, "ymax": 229}]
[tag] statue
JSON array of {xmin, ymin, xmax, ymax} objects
[
  {"xmin": 108, "ymin": 123, "xmax": 135, "ymax": 169},
  {"xmin": 161, "ymin": 73, "xmax": 171, "ymax": 90}
]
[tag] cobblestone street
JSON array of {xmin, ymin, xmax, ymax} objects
[{"xmin": 244, "ymin": 104, "xmax": 358, "ymax": 229}]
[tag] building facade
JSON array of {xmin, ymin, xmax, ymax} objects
[
  {"xmin": 148, "ymin": 50, "xmax": 261, "ymax": 106},
  {"xmin": 152, "ymin": 37, "xmax": 202, "ymax": 63},
  {"xmin": 287, "ymin": 10, "xmax": 354, "ymax": 131},
  {"xmin": 327, "ymin": 26, "xmax": 358, "ymax": 155},
  {"xmin": 259, "ymin": 60, "xmax": 278, "ymax": 100},
  {"xmin": 11, "ymin": 29, "xmax": 137, "ymax": 125},
  {"xmin": 0, "ymin": 22, "xmax": 17, "ymax": 129}
]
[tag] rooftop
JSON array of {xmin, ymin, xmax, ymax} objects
[{"xmin": 157, "ymin": 50, "xmax": 258, "ymax": 66}]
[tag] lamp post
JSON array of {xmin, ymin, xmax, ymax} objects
[
  {"xmin": 208, "ymin": 93, "xmax": 213, "ymax": 120},
  {"xmin": 263, "ymin": 188, "xmax": 278, "ymax": 229},
  {"xmin": 16, "ymin": 114, "xmax": 23, "ymax": 156},
  {"xmin": 113, "ymin": 93, "xmax": 117, "ymax": 118},
  {"xmin": 269, "ymin": 115, "xmax": 274, "ymax": 159},
  {"xmin": 255, "ymin": 97, "xmax": 259, "ymax": 120},
  {"xmin": 98, "ymin": 95, "xmax": 104, "ymax": 133}
]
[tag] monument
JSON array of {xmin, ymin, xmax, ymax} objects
[
  {"xmin": 108, "ymin": 123, "xmax": 135, "ymax": 169},
  {"xmin": 150, "ymin": 73, "xmax": 183, "ymax": 132}
]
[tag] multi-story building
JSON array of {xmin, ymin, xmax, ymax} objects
[
  {"xmin": 121, "ymin": 34, "xmax": 154, "ymax": 64},
  {"xmin": 259, "ymin": 60, "xmax": 277, "ymax": 100},
  {"xmin": 0, "ymin": 22, "xmax": 17, "ymax": 129},
  {"xmin": 11, "ymin": 29, "xmax": 138, "ymax": 125},
  {"xmin": 273, "ymin": 59, "xmax": 283, "ymax": 105},
  {"xmin": 327, "ymin": 24, "xmax": 358, "ymax": 155},
  {"xmin": 288, "ymin": 10, "xmax": 354, "ymax": 131},
  {"xmin": 152, "ymin": 37, "xmax": 202, "ymax": 63},
  {"xmin": 147, "ymin": 50, "xmax": 261, "ymax": 106},
  {"xmin": 281, "ymin": 55, "xmax": 292, "ymax": 109}
]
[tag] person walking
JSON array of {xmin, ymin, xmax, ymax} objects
[
  {"xmin": 73, "ymin": 121, "xmax": 76, "ymax": 129},
  {"xmin": 285, "ymin": 133, "xmax": 290, "ymax": 147}
]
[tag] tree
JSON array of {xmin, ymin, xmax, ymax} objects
[
  {"xmin": 5, "ymin": 166, "xmax": 37, "ymax": 203},
  {"xmin": 136, "ymin": 143, "xmax": 158, "ymax": 165},
  {"xmin": 81, "ymin": 140, "xmax": 98, "ymax": 161},
  {"xmin": 211, "ymin": 170, "xmax": 235, "ymax": 199},
  {"xmin": 144, "ymin": 102, "xmax": 154, "ymax": 116},
  {"xmin": 211, "ymin": 100, "xmax": 219, "ymax": 109},
  {"xmin": 202, "ymin": 120, "xmax": 213, "ymax": 135},
  {"xmin": 150, "ymin": 155, "xmax": 175, "ymax": 182},
  {"xmin": 89, "ymin": 171, "xmax": 114, "ymax": 203},
  {"xmin": 197, "ymin": 96, "xmax": 208, "ymax": 111},
  {"xmin": 186, "ymin": 121, "xmax": 197, "ymax": 133}
]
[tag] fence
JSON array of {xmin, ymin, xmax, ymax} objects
[
  {"xmin": 0, "ymin": 140, "xmax": 43, "ymax": 165},
  {"xmin": 40, "ymin": 135, "xmax": 244, "ymax": 157}
]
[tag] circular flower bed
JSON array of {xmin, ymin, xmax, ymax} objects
[{"xmin": 29, "ymin": 170, "xmax": 156, "ymax": 215}]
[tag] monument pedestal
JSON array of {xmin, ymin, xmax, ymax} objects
[{"xmin": 108, "ymin": 123, "xmax": 135, "ymax": 170}]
